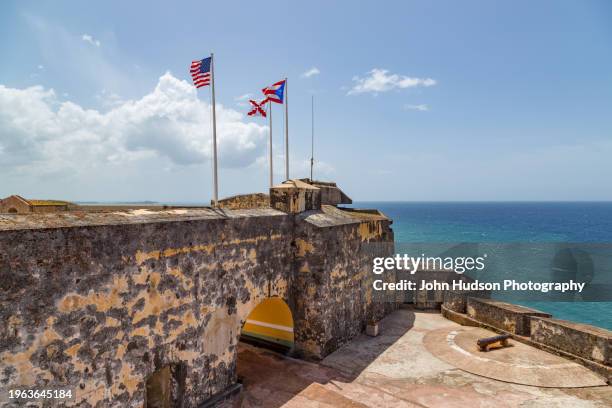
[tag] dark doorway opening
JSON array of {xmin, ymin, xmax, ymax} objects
[{"xmin": 145, "ymin": 363, "xmax": 186, "ymax": 408}]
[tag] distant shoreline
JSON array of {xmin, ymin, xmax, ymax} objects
[{"xmin": 73, "ymin": 200, "xmax": 612, "ymax": 206}]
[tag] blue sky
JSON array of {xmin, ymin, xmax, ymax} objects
[{"xmin": 1, "ymin": 0, "xmax": 611, "ymax": 201}]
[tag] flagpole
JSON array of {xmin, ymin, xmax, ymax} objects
[
  {"xmin": 269, "ymin": 101, "xmax": 273, "ymax": 189},
  {"xmin": 284, "ymin": 77, "xmax": 289, "ymax": 181},
  {"xmin": 310, "ymin": 95, "xmax": 314, "ymax": 181},
  {"xmin": 210, "ymin": 53, "xmax": 219, "ymax": 206}
]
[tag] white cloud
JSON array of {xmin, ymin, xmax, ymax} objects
[
  {"xmin": 348, "ymin": 68, "xmax": 436, "ymax": 95},
  {"xmin": 235, "ymin": 93, "xmax": 252, "ymax": 101},
  {"xmin": 301, "ymin": 67, "xmax": 320, "ymax": 78},
  {"xmin": 81, "ymin": 34, "xmax": 101, "ymax": 47},
  {"xmin": 95, "ymin": 88, "xmax": 124, "ymax": 108},
  {"xmin": 234, "ymin": 93, "xmax": 253, "ymax": 107},
  {"xmin": 403, "ymin": 104, "xmax": 429, "ymax": 111},
  {"xmin": 0, "ymin": 73, "xmax": 267, "ymax": 177},
  {"xmin": 37, "ymin": 65, "xmax": 45, "ymax": 70}
]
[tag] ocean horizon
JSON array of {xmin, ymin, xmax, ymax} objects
[{"xmin": 356, "ymin": 201, "xmax": 612, "ymax": 330}]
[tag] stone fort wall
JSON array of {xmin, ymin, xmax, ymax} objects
[{"xmin": 0, "ymin": 206, "xmax": 395, "ymax": 407}]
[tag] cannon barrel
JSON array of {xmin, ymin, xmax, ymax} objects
[
  {"xmin": 477, "ymin": 334, "xmax": 511, "ymax": 351},
  {"xmin": 477, "ymin": 334, "xmax": 511, "ymax": 346}
]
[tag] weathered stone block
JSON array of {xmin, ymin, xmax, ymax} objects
[
  {"xmin": 443, "ymin": 290, "xmax": 469, "ymax": 313},
  {"xmin": 466, "ymin": 298, "xmax": 551, "ymax": 335},
  {"xmin": 270, "ymin": 179, "xmax": 321, "ymax": 214},
  {"xmin": 413, "ymin": 271, "xmax": 451, "ymax": 310},
  {"xmin": 366, "ymin": 324, "xmax": 379, "ymax": 337},
  {"xmin": 441, "ymin": 304, "xmax": 480, "ymax": 327},
  {"xmin": 216, "ymin": 193, "xmax": 269, "ymax": 209},
  {"xmin": 293, "ymin": 206, "xmax": 396, "ymax": 359},
  {"xmin": 441, "ymin": 275, "xmax": 492, "ymax": 313},
  {"xmin": 443, "ymin": 289, "xmax": 492, "ymax": 314},
  {"xmin": 305, "ymin": 180, "xmax": 352, "ymax": 206},
  {"xmin": 531, "ymin": 317, "xmax": 612, "ymax": 365}
]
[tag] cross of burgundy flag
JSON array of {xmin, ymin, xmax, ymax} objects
[
  {"xmin": 261, "ymin": 79, "xmax": 286, "ymax": 104},
  {"xmin": 247, "ymin": 99, "xmax": 267, "ymax": 117}
]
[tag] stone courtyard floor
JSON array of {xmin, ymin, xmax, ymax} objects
[{"xmin": 228, "ymin": 309, "xmax": 612, "ymax": 407}]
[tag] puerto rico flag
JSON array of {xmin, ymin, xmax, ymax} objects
[{"xmin": 261, "ymin": 80, "xmax": 286, "ymax": 104}]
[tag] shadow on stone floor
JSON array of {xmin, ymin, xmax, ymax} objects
[{"xmin": 230, "ymin": 310, "xmax": 417, "ymax": 407}]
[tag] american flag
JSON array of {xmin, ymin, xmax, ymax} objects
[
  {"xmin": 190, "ymin": 57, "xmax": 212, "ymax": 88},
  {"xmin": 261, "ymin": 79, "xmax": 286, "ymax": 104}
]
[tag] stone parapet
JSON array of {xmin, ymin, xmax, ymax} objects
[
  {"xmin": 441, "ymin": 275, "xmax": 492, "ymax": 313},
  {"xmin": 217, "ymin": 193, "xmax": 269, "ymax": 209},
  {"xmin": 531, "ymin": 317, "xmax": 611, "ymax": 366},
  {"xmin": 466, "ymin": 298, "xmax": 551, "ymax": 336}
]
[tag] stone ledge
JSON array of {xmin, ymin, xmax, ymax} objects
[
  {"xmin": 0, "ymin": 207, "xmax": 288, "ymax": 231},
  {"xmin": 531, "ymin": 317, "xmax": 612, "ymax": 366},
  {"xmin": 217, "ymin": 193, "xmax": 269, "ymax": 210},
  {"xmin": 441, "ymin": 305, "xmax": 480, "ymax": 327},
  {"xmin": 443, "ymin": 289, "xmax": 491, "ymax": 313},
  {"xmin": 466, "ymin": 297, "xmax": 551, "ymax": 336}
]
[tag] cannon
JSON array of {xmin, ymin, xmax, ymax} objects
[{"xmin": 477, "ymin": 334, "xmax": 511, "ymax": 352}]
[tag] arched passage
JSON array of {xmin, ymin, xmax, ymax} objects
[{"xmin": 240, "ymin": 297, "xmax": 294, "ymax": 351}]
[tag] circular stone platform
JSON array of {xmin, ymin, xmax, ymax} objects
[{"xmin": 423, "ymin": 327, "xmax": 607, "ymax": 388}]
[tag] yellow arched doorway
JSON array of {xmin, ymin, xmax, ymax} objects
[{"xmin": 241, "ymin": 297, "xmax": 294, "ymax": 349}]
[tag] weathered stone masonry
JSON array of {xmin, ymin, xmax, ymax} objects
[
  {"xmin": 293, "ymin": 206, "xmax": 396, "ymax": 358},
  {"xmin": 0, "ymin": 202, "xmax": 395, "ymax": 407}
]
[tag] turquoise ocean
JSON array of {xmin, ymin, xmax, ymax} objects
[{"xmin": 354, "ymin": 202, "xmax": 612, "ymax": 330}]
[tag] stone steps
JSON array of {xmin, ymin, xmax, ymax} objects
[
  {"xmin": 320, "ymin": 380, "xmax": 419, "ymax": 408},
  {"xmin": 284, "ymin": 382, "xmax": 370, "ymax": 407}
]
